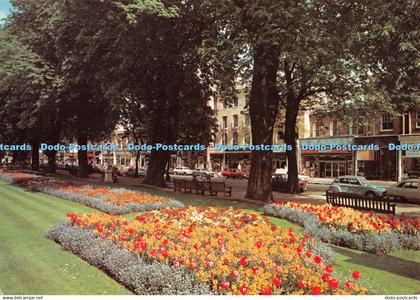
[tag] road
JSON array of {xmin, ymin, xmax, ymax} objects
[
  {"xmin": 170, "ymin": 174, "xmax": 395, "ymax": 202},
  {"xmin": 170, "ymin": 174, "xmax": 419, "ymax": 216}
]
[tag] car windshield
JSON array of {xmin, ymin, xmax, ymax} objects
[{"xmin": 358, "ymin": 177, "xmax": 368, "ymax": 184}]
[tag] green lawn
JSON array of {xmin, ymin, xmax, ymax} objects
[{"xmin": 0, "ymin": 179, "xmax": 419, "ymax": 295}]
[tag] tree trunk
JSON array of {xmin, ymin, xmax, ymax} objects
[
  {"xmin": 77, "ymin": 135, "xmax": 89, "ymax": 178},
  {"xmin": 284, "ymin": 95, "xmax": 300, "ymax": 193},
  {"xmin": 165, "ymin": 161, "xmax": 171, "ymax": 182},
  {"xmin": 46, "ymin": 150, "xmax": 57, "ymax": 173},
  {"xmin": 135, "ymin": 150, "xmax": 140, "ymax": 176},
  {"xmin": 245, "ymin": 45, "xmax": 280, "ymax": 202},
  {"xmin": 144, "ymin": 150, "xmax": 170, "ymax": 187},
  {"xmin": 31, "ymin": 141, "xmax": 40, "ymax": 171}
]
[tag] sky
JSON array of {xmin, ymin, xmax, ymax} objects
[{"xmin": 0, "ymin": 0, "xmax": 12, "ymax": 21}]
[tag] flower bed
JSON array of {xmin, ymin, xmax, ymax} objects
[
  {"xmin": 33, "ymin": 181, "xmax": 183, "ymax": 214},
  {"xmin": 50, "ymin": 207, "xmax": 367, "ymax": 295},
  {"xmin": 0, "ymin": 172, "xmax": 41, "ymax": 184},
  {"xmin": 263, "ymin": 201, "xmax": 420, "ymax": 255}
]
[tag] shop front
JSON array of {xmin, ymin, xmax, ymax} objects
[
  {"xmin": 354, "ymin": 135, "xmax": 398, "ymax": 181},
  {"xmin": 400, "ymin": 135, "xmax": 420, "ymax": 178},
  {"xmin": 300, "ymin": 137, "xmax": 353, "ymax": 178}
]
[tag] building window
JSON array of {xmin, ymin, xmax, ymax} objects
[
  {"xmin": 381, "ymin": 114, "xmax": 393, "ymax": 131},
  {"xmin": 222, "ymin": 116, "xmax": 228, "ymax": 129},
  {"xmin": 233, "ymin": 96, "xmax": 238, "ymax": 107},
  {"xmin": 316, "ymin": 122, "xmax": 323, "ymax": 137},
  {"xmin": 244, "ymin": 114, "xmax": 250, "ymax": 126},
  {"xmin": 244, "ymin": 135, "xmax": 251, "ymax": 144},
  {"xmin": 330, "ymin": 120, "xmax": 338, "ymax": 136},
  {"xmin": 417, "ymin": 112, "xmax": 420, "ymax": 128},
  {"xmin": 232, "ymin": 131, "xmax": 238, "ymax": 145},
  {"xmin": 277, "ymin": 130, "xmax": 284, "ymax": 142},
  {"xmin": 233, "ymin": 115, "xmax": 238, "ymax": 128}
]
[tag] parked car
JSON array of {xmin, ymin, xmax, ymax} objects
[
  {"xmin": 328, "ymin": 176, "xmax": 386, "ymax": 197},
  {"xmin": 173, "ymin": 166, "xmax": 194, "ymax": 175},
  {"xmin": 222, "ymin": 168, "xmax": 247, "ymax": 179},
  {"xmin": 192, "ymin": 168, "xmax": 214, "ymax": 178},
  {"xmin": 385, "ymin": 179, "xmax": 420, "ymax": 203},
  {"xmin": 272, "ymin": 174, "xmax": 308, "ymax": 193}
]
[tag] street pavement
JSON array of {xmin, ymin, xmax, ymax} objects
[{"xmin": 55, "ymin": 170, "xmax": 419, "ymax": 217}]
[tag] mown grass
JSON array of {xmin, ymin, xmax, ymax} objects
[
  {"xmin": 0, "ymin": 179, "xmax": 419, "ymax": 294},
  {"xmin": 0, "ymin": 181, "xmax": 131, "ymax": 295}
]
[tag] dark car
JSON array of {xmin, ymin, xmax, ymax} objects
[{"xmin": 272, "ymin": 174, "xmax": 308, "ymax": 193}]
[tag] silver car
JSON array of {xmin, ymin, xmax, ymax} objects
[
  {"xmin": 328, "ymin": 176, "xmax": 386, "ymax": 197},
  {"xmin": 173, "ymin": 166, "xmax": 193, "ymax": 175},
  {"xmin": 192, "ymin": 168, "xmax": 214, "ymax": 177},
  {"xmin": 385, "ymin": 179, "xmax": 420, "ymax": 203}
]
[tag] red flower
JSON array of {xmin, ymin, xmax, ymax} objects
[
  {"xmin": 252, "ymin": 267, "xmax": 260, "ymax": 275},
  {"xmin": 306, "ymin": 251, "xmax": 313, "ymax": 258},
  {"xmin": 345, "ymin": 280, "xmax": 353, "ymax": 289},
  {"xmin": 127, "ymin": 228, "xmax": 136, "ymax": 235},
  {"xmin": 260, "ymin": 286, "xmax": 272, "ymax": 295},
  {"xmin": 298, "ymin": 280, "xmax": 306, "ymax": 289},
  {"xmin": 140, "ymin": 242, "xmax": 147, "ymax": 250},
  {"xmin": 275, "ymin": 265, "xmax": 283, "ymax": 273},
  {"xmin": 189, "ymin": 261, "xmax": 198, "ymax": 269},
  {"xmin": 256, "ymin": 240, "xmax": 264, "ymax": 248},
  {"xmin": 322, "ymin": 273, "xmax": 331, "ymax": 281},
  {"xmin": 231, "ymin": 270, "xmax": 239, "ymax": 278},
  {"xmin": 273, "ymin": 277, "xmax": 282, "ymax": 287},
  {"xmin": 328, "ymin": 279, "xmax": 339, "ymax": 289},
  {"xmin": 261, "ymin": 259, "xmax": 268, "ymax": 267},
  {"xmin": 313, "ymin": 256, "xmax": 322, "ymax": 264},
  {"xmin": 271, "ymin": 225, "xmax": 277, "ymax": 231},
  {"xmin": 221, "ymin": 281, "xmax": 230, "ymax": 289},
  {"xmin": 240, "ymin": 256, "xmax": 248, "ymax": 266},
  {"xmin": 311, "ymin": 285, "xmax": 321, "ymax": 295},
  {"xmin": 325, "ymin": 265, "xmax": 333, "ymax": 273},
  {"xmin": 352, "ymin": 271, "xmax": 361, "ymax": 280},
  {"xmin": 206, "ymin": 260, "xmax": 214, "ymax": 268},
  {"xmin": 172, "ymin": 260, "xmax": 180, "ymax": 267},
  {"xmin": 239, "ymin": 285, "xmax": 248, "ymax": 295}
]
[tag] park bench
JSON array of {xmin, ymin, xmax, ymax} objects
[
  {"xmin": 173, "ymin": 178, "xmax": 232, "ymax": 197},
  {"xmin": 209, "ymin": 181, "xmax": 232, "ymax": 197},
  {"xmin": 326, "ymin": 191, "xmax": 396, "ymax": 214}
]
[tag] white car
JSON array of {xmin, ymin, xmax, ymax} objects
[
  {"xmin": 385, "ymin": 179, "xmax": 420, "ymax": 203},
  {"xmin": 173, "ymin": 166, "xmax": 193, "ymax": 175},
  {"xmin": 192, "ymin": 168, "xmax": 215, "ymax": 177}
]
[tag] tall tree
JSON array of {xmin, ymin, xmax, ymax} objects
[
  {"xmin": 203, "ymin": 0, "xmax": 418, "ymax": 201},
  {"xmin": 0, "ymin": 28, "xmax": 58, "ymax": 170}
]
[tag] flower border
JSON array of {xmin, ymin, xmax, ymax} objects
[
  {"xmin": 33, "ymin": 184, "xmax": 184, "ymax": 214},
  {"xmin": 263, "ymin": 204, "xmax": 420, "ymax": 255},
  {"xmin": 47, "ymin": 222, "xmax": 212, "ymax": 295}
]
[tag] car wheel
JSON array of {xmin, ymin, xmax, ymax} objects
[{"xmin": 365, "ymin": 191, "xmax": 376, "ymax": 198}]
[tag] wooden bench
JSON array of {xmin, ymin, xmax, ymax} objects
[
  {"xmin": 173, "ymin": 178, "xmax": 184, "ymax": 192},
  {"xmin": 326, "ymin": 191, "xmax": 396, "ymax": 214},
  {"xmin": 210, "ymin": 181, "xmax": 232, "ymax": 197},
  {"xmin": 173, "ymin": 178, "xmax": 232, "ymax": 197}
]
